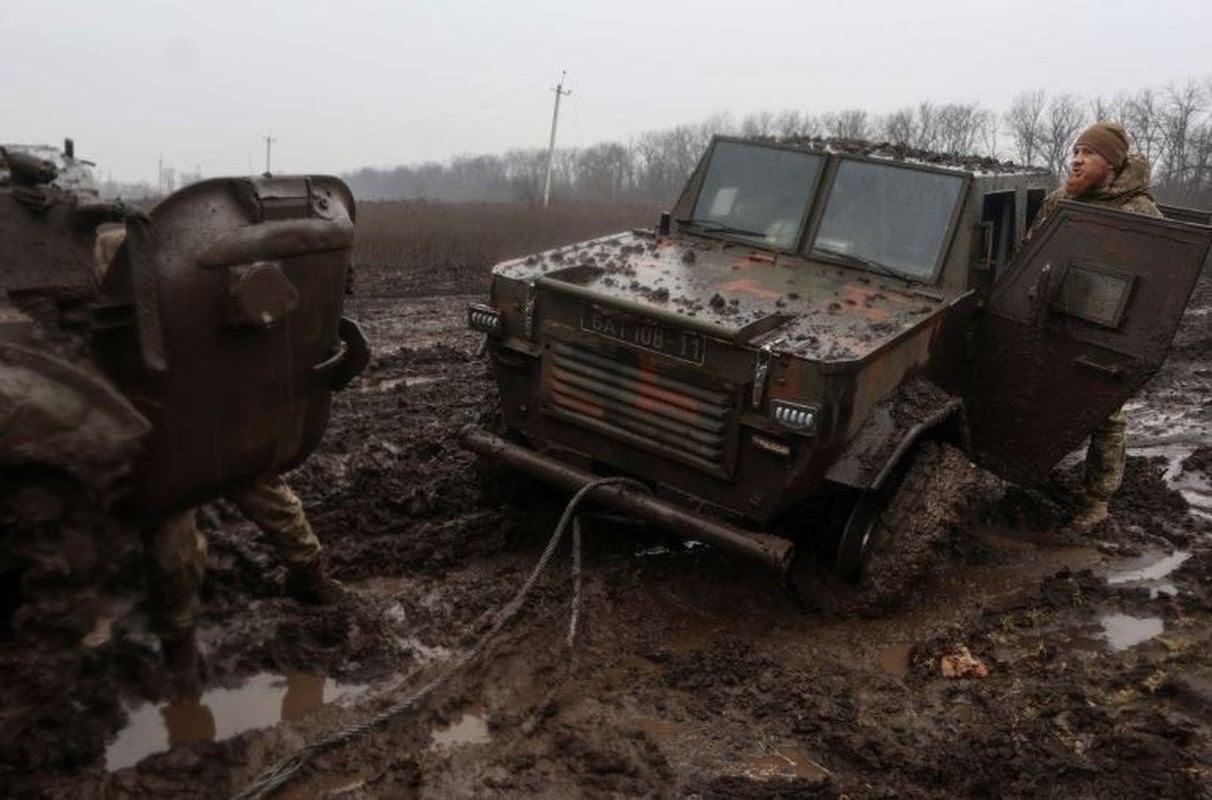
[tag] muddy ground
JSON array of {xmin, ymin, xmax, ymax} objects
[{"xmin": 3, "ymin": 255, "xmax": 1212, "ymax": 799}]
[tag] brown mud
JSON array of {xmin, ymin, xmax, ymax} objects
[{"xmin": 3, "ymin": 259, "xmax": 1212, "ymax": 799}]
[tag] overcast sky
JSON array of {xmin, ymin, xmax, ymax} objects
[{"xmin": 5, "ymin": 0, "xmax": 1209, "ymax": 183}]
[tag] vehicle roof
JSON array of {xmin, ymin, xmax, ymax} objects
[{"xmin": 735, "ymin": 135, "xmax": 1051, "ymax": 179}]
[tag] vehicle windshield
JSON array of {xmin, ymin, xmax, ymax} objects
[
  {"xmin": 810, "ymin": 159, "xmax": 965, "ymax": 281},
  {"xmin": 688, "ymin": 141, "xmax": 823, "ymax": 249}
]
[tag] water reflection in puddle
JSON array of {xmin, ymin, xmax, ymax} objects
[
  {"xmin": 366, "ymin": 375, "xmax": 439, "ymax": 393},
  {"xmin": 740, "ymin": 743, "xmax": 828, "ymax": 782},
  {"xmin": 877, "ymin": 642, "xmax": 912, "ymax": 680},
  {"xmin": 428, "ymin": 706, "xmax": 491, "ymax": 749},
  {"xmin": 1101, "ymin": 614, "xmax": 1164, "ymax": 651},
  {"xmin": 1107, "ymin": 550, "xmax": 1190, "ymax": 597},
  {"xmin": 106, "ymin": 672, "xmax": 365, "ymax": 771}
]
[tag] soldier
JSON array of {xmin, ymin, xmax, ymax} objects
[
  {"xmin": 92, "ymin": 228, "xmax": 343, "ymax": 673},
  {"xmin": 151, "ymin": 476, "xmax": 346, "ymax": 673},
  {"xmin": 1027, "ymin": 121, "xmax": 1162, "ymax": 528}
]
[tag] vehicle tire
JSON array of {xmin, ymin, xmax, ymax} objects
[
  {"xmin": 849, "ymin": 441, "xmax": 980, "ymax": 612},
  {"xmin": 0, "ymin": 470, "xmax": 103, "ymax": 643},
  {"xmin": 833, "ymin": 489, "xmax": 884, "ymax": 584},
  {"xmin": 473, "ymin": 451, "xmax": 540, "ymax": 508}
]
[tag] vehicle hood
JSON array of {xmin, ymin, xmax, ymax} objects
[{"xmin": 494, "ymin": 231, "xmax": 968, "ymax": 365}]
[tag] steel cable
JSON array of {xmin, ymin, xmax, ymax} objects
[{"xmin": 232, "ymin": 476, "xmax": 646, "ymax": 800}]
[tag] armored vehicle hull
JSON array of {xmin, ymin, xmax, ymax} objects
[
  {"xmin": 468, "ymin": 136, "xmax": 1212, "ymax": 585},
  {"xmin": 1, "ymin": 142, "xmax": 368, "ymax": 637}
]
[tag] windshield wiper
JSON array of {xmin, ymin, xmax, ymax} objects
[
  {"xmin": 810, "ymin": 245, "xmax": 905, "ymax": 280},
  {"xmin": 676, "ymin": 217, "xmax": 767, "ymax": 238}
]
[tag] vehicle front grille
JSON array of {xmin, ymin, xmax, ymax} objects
[{"xmin": 546, "ymin": 341, "xmax": 732, "ymax": 470}]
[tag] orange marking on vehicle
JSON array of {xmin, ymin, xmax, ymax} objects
[
  {"xmin": 637, "ymin": 380, "xmax": 698, "ymax": 414},
  {"xmin": 553, "ymin": 389, "xmax": 603, "ymax": 419},
  {"xmin": 720, "ymin": 278, "xmax": 782, "ymax": 300}
]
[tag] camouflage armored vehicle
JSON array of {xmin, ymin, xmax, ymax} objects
[
  {"xmin": 465, "ymin": 135, "xmax": 1212, "ymax": 588},
  {"xmin": 0, "ymin": 141, "xmax": 367, "ymax": 637}
]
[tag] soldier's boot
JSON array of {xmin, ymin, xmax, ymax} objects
[
  {"xmin": 1070, "ymin": 499, "xmax": 1110, "ymax": 529},
  {"xmin": 1074, "ymin": 407, "xmax": 1125, "ymax": 530},
  {"xmin": 284, "ymin": 557, "xmax": 346, "ymax": 605},
  {"xmin": 161, "ymin": 628, "xmax": 202, "ymax": 696}
]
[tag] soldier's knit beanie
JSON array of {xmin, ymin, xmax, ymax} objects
[{"xmin": 1076, "ymin": 121, "xmax": 1129, "ymax": 170}]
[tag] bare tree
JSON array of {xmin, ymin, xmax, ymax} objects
[
  {"xmin": 1041, "ymin": 94, "xmax": 1087, "ymax": 177},
  {"xmin": 825, "ymin": 109, "xmax": 870, "ymax": 139},
  {"xmin": 883, "ymin": 107, "xmax": 917, "ymax": 145},
  {"xmin": 573, "ymin": 142, "xmax": 632, "ymax": 202},
  {"xmin": 936, "ymin": 102, "xmax": 992, "ymax": 154},
  {"xmin": 1089, "ymin": 92, "xmax": 1127, "ymax": 123},
  {"xmin": 914, "ymin": 102, "xmax": 941, "ymax": 150},
  {"xmin": 774, "ymin": 109, "xmax": 804, "ymax": 139},
  {"xmin": 339, "ymin": 75, "xmax": 1212, "ymax": 208},
  {"xmin": 1160, "ymin": 80, "xmax": 1207, "ymax": 190},
  {"xmin": 1123, "ymin": 88, "xmax": 1167, "ymax": 168},
  {"xmin": 799, "ymin": 113, "xmax": 823, "ymax": 138},
  {"xmin": 740, "ymin": 111, "xmax": 775, "ymax": 138},
  {"xmin": 1004, "ymin": 90, "xmax": 1048, "ymax": 166},
  {"xmin": 1183, "ymin": 120, "xmax": 1212, "ymax": 205}
]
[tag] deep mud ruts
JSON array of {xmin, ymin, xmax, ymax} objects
[{"xmin": 3, "ymin": 259, "xmax": 1212, "ymax": 798}]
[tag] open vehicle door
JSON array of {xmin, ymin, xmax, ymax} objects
[{"xmin": 965, "ymin": 201, "xmax": 1212, "ymax": 484}]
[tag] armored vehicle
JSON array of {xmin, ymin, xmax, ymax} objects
[
  {"xmin": 1, "ymin": 141, "xmax": 367, "ymax": 636},
  {"xmin": 465, "ymin": 135, "xmax": 1212, "ymax": 586}
]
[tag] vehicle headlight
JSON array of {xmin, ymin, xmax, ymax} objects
[
  {"xmin": 771, "ymin": 400, "xmax": 818, "ymax": 434},
  {"xmin": 467, "ymin": 303, "xmax": 503, "ymax": 335}
]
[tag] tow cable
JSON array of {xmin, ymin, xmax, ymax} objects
[{"xmin": 232, "ymin": 476, "xmax": 648, "ymax": 800}]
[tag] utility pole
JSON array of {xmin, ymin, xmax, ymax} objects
[
  {"xmin": 264, "ymin": 132, "xmax": 276, "ymax": 174},
  {"xmin": 157, "ymin": 155, "xmax": 164, "ymax": 197},
  {"xmin": 542, "ymin": 71, "xmax": 571, "ymax": 208}
]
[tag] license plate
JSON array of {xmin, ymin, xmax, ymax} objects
[{"xmin": 580, "ymin": 304, "xmax": 705, "ymax": 364}]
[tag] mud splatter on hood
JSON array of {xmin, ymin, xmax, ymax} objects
[{"xmin": 494, "ymin": 231, "xmax": 968, "ymax": 364}]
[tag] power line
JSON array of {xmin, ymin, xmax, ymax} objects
[
  {"xmin": 264, "ymin": 132, "xmax": 276, "ymax": 174},
  {"xmin": 543, "ymin": 70, "xmax": 571, "ymax": 208}
]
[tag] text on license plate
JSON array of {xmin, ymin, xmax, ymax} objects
[{"xmin": 580, "ymin": 305, "xmax": 705, "ymax": 363}]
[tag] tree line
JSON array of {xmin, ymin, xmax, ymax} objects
[{"xmin": 342, "ymin": 77, "xmax": 1212, "ymax": 210}]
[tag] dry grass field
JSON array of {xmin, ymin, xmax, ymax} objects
[{"xmin": 353, "ymin": 199, "xmax": 657, "ymax": 270}]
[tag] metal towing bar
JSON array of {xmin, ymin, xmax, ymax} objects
[{"xmin": 462, "ymin": 428, "xmax": 794, "ymax": 576}]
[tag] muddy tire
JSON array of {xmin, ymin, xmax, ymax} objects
[
  {"xmin": 472, "ymin": 408, "xmax": 557, "ymax": 509},
  {"xmin": 854, "ymin": 442, "xmax": 980, "ymax": 613},
  {"xmin": 472, "ymin": 451, "xmax": 556, "ymax": 509},
  {"xmin": 0, "ymin": 470, "xmax": 103, "ymax": 643}
]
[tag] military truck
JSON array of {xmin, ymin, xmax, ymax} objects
[
  {"xmin": 464, "ymin": 135, "xmax": 1212, "ymax": 590},
  {"xmin": 0, "ymin": 141, "xmax": 367, "ymax": 637}
]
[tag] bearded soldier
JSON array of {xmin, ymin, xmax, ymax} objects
[{"xmin": 1027, "ymin": 121, "xmax": 1162, "ymax": 528}]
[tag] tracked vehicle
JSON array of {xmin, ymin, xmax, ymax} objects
[
  {"xmin": 465, "ymin": 136, "xmax": 1212, "ymax": 585},
  {"xmin": 1, "ymin": 141, "xmax": 367, "ymax": 637}
]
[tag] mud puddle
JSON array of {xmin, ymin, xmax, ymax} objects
[
  {"xmin": 9, "ymin": 267, "xmax": 1212, "ymax": 798},
  {"xmin": 1130, "ymin": 439, "xmax": 1212, "ymax": 519},
  {"xmin": 427, "ymin": 705, "xmax": 491, "ymax": 750},
  {"xmin": 1100, "ymin": 613, "xmax": 1165, "ymax": 651},
  {"xmin": 740, "ymin": 742, "xmax": 829, "ymax": 782},
  {"xmin": 1105, "ymin": 548, "xmax": 1191, "ymax": 596},
  {"xmin": 106, "ymin": 672, "xmax": 367, "ymax": 771}
]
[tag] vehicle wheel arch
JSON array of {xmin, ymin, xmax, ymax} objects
[{"xmin": 824, "ymin": 376, "xmax": 969, "ymax": 494}]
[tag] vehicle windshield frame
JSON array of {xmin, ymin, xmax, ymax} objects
[
  {"xmin": 683, "ymin": 137, "xmax": 827, "ymax": 253},
  {"xmin": 804, "ymin": 153, "xmax": 970, "ymax": 284}
]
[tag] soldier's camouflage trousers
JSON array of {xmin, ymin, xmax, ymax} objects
[
  {"xmin": 144, "ymin": 475, "xmax": 322, "ymax": 638},
  {"xmin": 1084, "ymin": 406, "xmax": 1127, "ymax": 504}
]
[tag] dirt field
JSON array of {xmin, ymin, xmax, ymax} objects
[{"xmin": 3, "ymin": 250, "xmax": 1212, "ymax": 799}]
